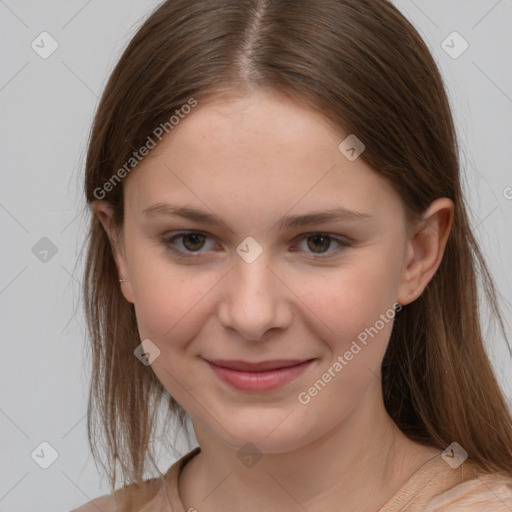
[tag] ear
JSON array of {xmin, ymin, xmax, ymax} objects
[
  {"xmin": 90, "ymin": 200, "xmax": 135, "ymax": 303},
  {"xmin": 397, "ymin": 198, "xmax": 454, "ymax": 306}
]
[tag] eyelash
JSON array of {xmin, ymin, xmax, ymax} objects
[{"xmin": 161, "ymin": 231, "xmax": 352, "ymax": 259}]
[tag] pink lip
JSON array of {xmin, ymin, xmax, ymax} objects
[{"xmin": 204, "ymin": 358, "xmax": 314, "ymax": 392}]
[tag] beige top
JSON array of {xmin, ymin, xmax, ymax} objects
[{"xmin": 72, "ymin": 447, "xmax": 512, "ymax": 511}]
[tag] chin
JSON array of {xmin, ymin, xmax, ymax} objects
[{"xmin": 203, "ymin": 409, "xmax": 319, "ymax": 455}]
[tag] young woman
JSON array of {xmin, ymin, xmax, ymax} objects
[{"xmin": 74, "ymin": 0, "xmax": 512, "ymax": 510}]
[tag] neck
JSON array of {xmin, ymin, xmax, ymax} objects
[{"xmin": 179, "ymin": 378, "xmax": 438, "ymax": 512}]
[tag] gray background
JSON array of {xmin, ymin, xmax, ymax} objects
[{"xmin": 0, "ymin": 1, "xmax": 511, "ymax": 510}]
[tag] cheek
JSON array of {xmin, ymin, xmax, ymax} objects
[
  {"xmin": 290, "ymin": 250, "xmax": 402, "ymax": 387},
  {"xmin": 133, "ymin": 273, "xmax": 218, "ymax": 344},
  {"xmin": 127, "ymin": 239, "xmax": 225, "ymax": 351},
  {"xmin": 301, "ymin": 260, "xmax": 399, "ymax": 336},
  {"xmin": 293, "ymin": 267, "xmax": 399, "ymax": 428}
]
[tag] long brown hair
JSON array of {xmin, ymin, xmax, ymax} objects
[{"xmin": 82, "ymin": 0, "xmax": 512, "ymax": 492}]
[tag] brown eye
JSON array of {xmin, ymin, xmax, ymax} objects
[
  {"xmin": 163, "ymin": 231, "xmax": 217, "ymax": 256},
  {"xmin": 306, "ymin": 234, "xmax": 332, "ymax": 253},
  {"xmin": 181, "ymin": 233, "xmax": 206, "ymax": 251},
  {"xmin": 295, "ymin": 233, "xmax": 351, "ymax": 257}
]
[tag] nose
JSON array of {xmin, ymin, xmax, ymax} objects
[{"xmin": 218, "ymin": 254, "xmax": 293, "ymax": 341}]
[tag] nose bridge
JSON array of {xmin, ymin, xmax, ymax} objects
[{"xmin": 219, "ymin": 250, "xmax": 291, "ymax": 340}]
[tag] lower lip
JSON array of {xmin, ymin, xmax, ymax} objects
[{"xmin": 205, "ymin": 360, "xmax": 314, "ymax": 392}]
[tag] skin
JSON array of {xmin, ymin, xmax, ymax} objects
[{"xmin": 92, "ymin": 90, "xmax": 453, "ymax": 512}]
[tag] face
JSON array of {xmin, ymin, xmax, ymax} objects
[{"xmin": 98, "ymin": 90, "xmax": 422, "ymax": 453}]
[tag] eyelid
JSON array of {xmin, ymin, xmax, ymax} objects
[
  {"xmin": 161, "ymin": 230, "xmax": 352, "ymax": 258},
  {"xmin": 162, "ymin": 231, "xmax": 219, "ymax": 257}
]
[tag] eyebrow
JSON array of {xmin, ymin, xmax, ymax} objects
[{"xmin": 141, "ymin": 203, "xmax": 372, "ymax": 230}]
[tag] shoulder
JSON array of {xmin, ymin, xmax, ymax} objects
[
  {"xmin": 424, "ymin": 471, "xmax": 512, "ymax": 511},
  {"xmin": 70, "ymin": 475, "xmax": 164, "ymax": 512},
  {"xmin": 71, "ymin": 493, "xmax": 116, "ymax": 512},
  {"xmin": 71, "ymin": 447, "xmax": 201, "ymax": 512}
]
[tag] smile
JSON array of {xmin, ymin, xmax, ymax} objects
[{"xmin": 204, "ymin": 358, "xmax": 315, "ymax": 392}]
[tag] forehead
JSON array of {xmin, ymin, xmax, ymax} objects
[{"xmin": 123, "ymin": 91, "xmax": 403, "ymax": 223}]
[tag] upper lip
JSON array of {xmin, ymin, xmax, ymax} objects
[{"xmin": 205, "ymin": 359, "xmax": 313, "ymax": 372}]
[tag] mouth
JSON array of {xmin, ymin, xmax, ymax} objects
[{"xmin": 203, "ymin": 358, "xmax": 315, "ymax": 392}]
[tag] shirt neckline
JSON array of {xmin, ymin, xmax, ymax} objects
[
  {"xmin": 377, "ymin": 451, "xmax": 445, "ymax": 510},
  {"xmin": 163, "ymin": 448, "xmax": 475, "ymax": 512}
]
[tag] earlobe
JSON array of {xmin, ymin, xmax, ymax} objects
[{"xmin": 397, "ymin": 198, "xmax": 454, "ymax": 306}]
